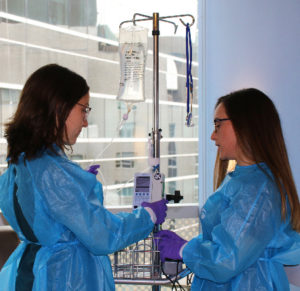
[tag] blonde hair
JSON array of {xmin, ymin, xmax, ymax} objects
[{"xmin": 213, "ymin": 88, "xmax": 300, "ymax": 232}]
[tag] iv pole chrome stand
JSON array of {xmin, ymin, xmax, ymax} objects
[
  {"xmin": 152, "ymin": 12, "xmax": 160, "ymax": 164},
  {"xmin": 118, "ymin": 13, "xmax": 195, "ymax": 291},
  {"xmin": 152, "ymin": 13, "xmax": 160, "ymax": 291}
]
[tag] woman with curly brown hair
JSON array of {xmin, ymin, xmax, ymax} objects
[{"xmin": 0, "ymin": 64, "xmax": 167, "ymax": 291}]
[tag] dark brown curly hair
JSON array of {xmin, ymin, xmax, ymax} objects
[{"xmin": 5, "ymin": 64, "xmax": 89, "ymax": 163}]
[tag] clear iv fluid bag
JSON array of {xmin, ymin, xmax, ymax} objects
[{"xmin": 117, "ymin": 25, "xmax": 148, "ymax": 103}]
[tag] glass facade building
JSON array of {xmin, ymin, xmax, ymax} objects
[{"xmin": 0, "ymin": 0, "xmax": 199, "ymax": 206}]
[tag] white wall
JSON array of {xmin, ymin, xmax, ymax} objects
[{"xmin": 198, "ymin": 0, "xmax": 300, "ymax": 203}]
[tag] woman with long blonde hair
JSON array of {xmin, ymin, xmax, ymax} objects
[{"xmin": 155, "ymin": 88, "xmax": 300, "ymax": 290}]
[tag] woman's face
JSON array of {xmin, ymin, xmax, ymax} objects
[
  {"xmin": 211, "ymin": 103, "xmax": 239, "ymax": 162},
  {"xmin": 64, "ymin": 92, "xmax": 90, "ymax": 145},
  {"xmin": 211, "ymin": 103, "xmax": 253, "ymax": 165}
]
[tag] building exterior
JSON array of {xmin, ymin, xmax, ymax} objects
[{"xmin": 0, "ymin": 0, "xmax": 199, "ymax": 206}]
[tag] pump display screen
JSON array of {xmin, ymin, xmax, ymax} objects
[{"xmin": 135, "ymin": 176, "xmax": 150, "ymax": 192}]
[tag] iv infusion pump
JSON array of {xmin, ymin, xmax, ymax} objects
[{"xmin": 133, "ymin": 172, "xmax": 165, "ymax": 208}]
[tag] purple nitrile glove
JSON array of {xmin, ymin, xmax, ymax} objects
[
  {"xmin": 86, "ymin": 164, "xmax": 100, "ymax": 175},
  {"xmin": 141, "ymin": 199, "xmax": 168, "ymax": 224},
  {"xmin": 154, "ymin": 230, "xmax": 187, "ymax": 262}
]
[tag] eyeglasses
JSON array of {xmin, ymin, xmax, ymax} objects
[
  {"xmin": 213, "ymin": 118, "xmax": 230, "ymax": 133},
  {"xmin": 77, "ymin": 103, "xmax": 92, "ymax": 120}
]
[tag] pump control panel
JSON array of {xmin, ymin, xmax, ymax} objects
[{"xmin": 133, "ymin": 172, "xmax": 164, "ymax": 208}]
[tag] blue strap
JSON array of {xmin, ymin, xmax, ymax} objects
[
  {"xmin": 13, "ymin": 168, "xmax": 41, "ymax": 291},
  {"xmin": 15, "ymin": 244, "xmax": 41, "ymax": 291},
  {"xmin": 185, "ymin": 24, "xmax": 193, "ymax": 127}
]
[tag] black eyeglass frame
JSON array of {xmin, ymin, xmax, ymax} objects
[
  {"xmin": 213, "ymin": 118, "xmax": 230, "ymax": 125},
  {"xmin": 213, "ymin": 118, "xmax": 231, "ymax": 132},
  {"xmin": 77, "ymin": 103, "xmax": 92, "ymax": 114}
]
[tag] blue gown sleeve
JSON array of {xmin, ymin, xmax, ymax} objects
[
  {"xmin": 182, "ymin": 179, "xmax": 282, "ymax": 283},
  {"xmin": 29, "ymin": 154, "xmax": 154, "ymax": 255}
]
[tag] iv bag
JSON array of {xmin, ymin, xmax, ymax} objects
[{"xmin": 117, "ymin": 25, "xmax": 148, "ymax": 103}]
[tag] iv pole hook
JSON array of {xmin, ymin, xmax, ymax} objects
[
  {"xmin": 133, "ymin": 13, "xmax": 178, "ymax": 34},
  {"xmin": 120, "ymin": 13, "xmax": 194, "ymax": 34}
]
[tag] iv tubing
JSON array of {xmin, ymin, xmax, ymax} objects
[
  {"xmin": 88, "ymin": 103, "xmax": 133, "ymax": 168},
  {"xmin": 88, "ymin": 103, "xmax": 133, "ymax": 199}
]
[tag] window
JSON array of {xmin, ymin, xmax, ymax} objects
[
  {"xmin": 119, "ymin": 123, "xmax": 135, "ymax": 138},
  {"xmin": 167, "ymin": 124, "xmax": 177, "ymax": 178},
  {"xmin": 115, "ymin": 152, "xmax": 135, "ymax": 168},
  {"xmin": 0, "ymin": 0, "xmax": 199, "ymax": 206}
]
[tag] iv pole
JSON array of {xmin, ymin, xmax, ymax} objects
[
  {"xmin": 152, "ymin": 14, "xmax": 161, "ymax": 291},
  {"xmin": 152, "ymin": 13, "xmax": 160, "ymax": 161},
  {"xmin": 118, "ymin": 13, "xmax": 195, "ymax": 291},
  {"xmin": 120, "ymin": 12, "xmax": 195, "ymax": 166}
]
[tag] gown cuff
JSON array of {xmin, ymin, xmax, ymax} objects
[
  {"xmin": 144, "ymin": 207, "xmax": 157, "ymax": 224},
  {"xmin": 179, "ymin": 242, "xmax": 188, "ymax": 258}
]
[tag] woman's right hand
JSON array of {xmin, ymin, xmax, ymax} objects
[
  {"xmin": 86, "ymin": 164, "xmax": 100, "ymax": 175},
  {"xmin": 141, "ymin": 199, "xmax": 168, "ymax": 224}
]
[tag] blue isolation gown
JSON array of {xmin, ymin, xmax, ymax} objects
[
  {"xmin": 0, "ymin": 149, "xmax": 154, "ymax": 291},
  {"xmin": 183, "ymin": 163, "xmax": 300, "ymax": 290}
]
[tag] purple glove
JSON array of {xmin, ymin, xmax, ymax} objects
[
  {"xmin": 141, "ymin": 199, "xmax": 168, "ymax": 224},
  {"xmin": 154, "ymin": 230, "xmax": 187, "ymax": 262},
  {"xmin": 86, "ymin": 165, "xmax": 100, "ymax": 175}
]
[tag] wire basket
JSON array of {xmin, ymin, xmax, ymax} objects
[{"xmin": 112, "ymin": 235, "xmax": 162, "ymax": 280}]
